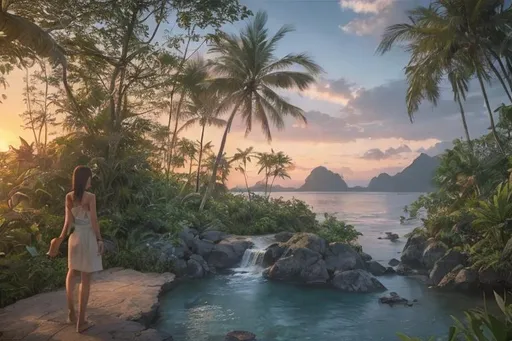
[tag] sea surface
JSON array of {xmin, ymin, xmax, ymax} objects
[{"xmin": 157, "ymin": 192, "xmax": 487, "ymax": 341}]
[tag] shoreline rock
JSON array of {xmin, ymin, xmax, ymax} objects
[
  {"xmin": 262, "ymin": 232, "xmax": 387, "ymax": 293},
  {"xmin": 0, "ymin": 268, "xmax": 175, "ymax": 341}
]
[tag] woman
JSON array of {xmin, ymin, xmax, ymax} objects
[{"xmin": 50, "ymin": 165, "xmax": 104, "ymax": 333}]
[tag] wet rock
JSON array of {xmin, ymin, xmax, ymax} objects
[
  {"xmin": 324, "ymin": 243, "xmax": 366, "ymax": 273},
  {"xmin": 396, "ymin": 263, "xmax": 412, "ymax": 276},
  {"xmin": 179, "ymin": 227, "xmax": 198, "ymax": 249},
  {"xmin": 379, "ymin": 292, "xmax": 409, "ymax": 306},
  {"xmin": 263, "ymin": 243, "xmax": 286, "ymax": 267},
  {"xmin": 388, "ymin": 258, "xmax": 400, "ymax": 267},
  {"xmin": 275, "ymin": 231, "xmax": 294, "ymax": 243},
  {"xmin": 200, "ymin": 230, "xmax": 228, "ymax": 243},
  {"xmin": 283, "ymin": 233, "xmax": 327, "ymax": 255},
  {"xmin": 430, "ymin": 250, "xmax": 467, "ymax": 286},
  {"xmin": 173, "ymin": 258, "xmax": 188, "ymax": 276},
  {"xmin": 439, "ymin": 267, "xmax": 478, "ymax": 291},
  {"xmin": 186, "ymin": 254, "xmax": 210, "ymax": 279},
  {"xmin": 191, "ymin": 239, "xmax": 215, "ymax": 258},
  {"xmin": 225, "ymin": 331, "xmax": 256, "ymax": 341},
  {"xmin": 437, "ymin": 264, "xmax": 464, "ymax": 289},
  {"xmin": 332, "ymin": 269, "xmax": 386, "ymax": 293},
  {"xmin": 207, "ymin": 237, "xmax": 253, "ymax": 269},
  {"xmin": 264, "ymin": 247, "xmax": 329, "ymax": 284},
  {"xmin": 382, "ymin": 232, "xmax": 399, "ymax": 241},
  {"xmin": 360, "ymin": 252, "xmax": 373, "ymax": 262},
  {"xmin": 401, "ymin": 235, "xmax": 427, "ymax": 268},
  {"xmin": 422, "ymin": 241, "xmax": 447, "ymax": 269},
  {"xmin": 384, "ymin": 267, "xmax": 396, "ymax": 275},
  {"xmin": 366, "ymin": 261, "xmax": 387, "ymax": 276}
]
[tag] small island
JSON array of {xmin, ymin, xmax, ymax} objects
[{"xmin": 233, "ymin": 153, "xmax": 441, "ymax": 193}]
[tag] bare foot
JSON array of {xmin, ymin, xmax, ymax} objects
[
  {"xmin": 67, "ymin": 310, "xmax": 77, "ymax": 324},
  {"xmin": 76, "ymin": 320, "xmax": 94, "ymax": 333}
]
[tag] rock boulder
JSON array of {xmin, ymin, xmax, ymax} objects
[
  {"xmin": 275, "ymin": 231, "xmax": 294, "ymax": 243},
  {"xmin": 200, "ymin": 230, "xmax": 228, "ymax": 243},
  {"xmin": 429, "ymin": 250, "xmax": 467, "ymax": 286},
  {"xmin": 284, "ymin": 233, "xmax": 327, "ymax": 255},
  {"xmin": 324, "ymin": 243, "xmax": 366, "ymax": 273},
  {"xmin": 422, "ymin": 241, "xmax": 447, "ymax": 269},
  {"xmin": 186, "ymin": 254, "xmax": 210, "ymax": 278},
  {"xmin": 263, "ymin": 243, "xmax": 286, "ymax": 267},
  {"xmin": 263, "ymin": 247, "xmax": 329, "ymax": 284},
  {"xmin": 207, "ymin": 237, "xmax": 253, "ymax": 269},
  {"xmin": 401, "ymin": 235, "xmax": 427, "ymax": 268},
  {"xmin": 332, "ymin": 269, "xmax": 386, "ymax": 293},
  {"xmin": 366, "ymin": 261, "xmax": 387, "ymax": 276}
]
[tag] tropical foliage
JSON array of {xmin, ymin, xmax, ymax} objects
[
  {"xmin": 0, "ymin": 1, "xmax": 363, "ymax": 309},
  {"xmin": 380, "ymin": 0, "xmax": 512, "ymax": 275}
]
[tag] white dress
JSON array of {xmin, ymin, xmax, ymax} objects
[{"xmin": 68, "ymin": 206, "xmax": 103, "ymax": 273}]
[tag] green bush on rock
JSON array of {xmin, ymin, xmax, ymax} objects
[{"xmin": 317, "ymin": 213, "xmax": 362, "ymax": 244}]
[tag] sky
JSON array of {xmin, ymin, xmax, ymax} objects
[{"xmin": 1, "ymin": 0, "xmax": 508, "ymax": 187}]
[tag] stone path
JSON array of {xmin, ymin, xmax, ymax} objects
[{"xmin": 0, "ymin": 268, "xmax": 175, "ymax": 341}]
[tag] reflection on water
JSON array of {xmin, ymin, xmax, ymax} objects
[{"xmin": 158, "ymin": 192, "xmax": 486, "ymax": 341}]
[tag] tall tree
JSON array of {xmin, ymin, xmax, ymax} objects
[
  {"xmin": 232, "ymin": 147, "xmax": 255, "ymax": 199},
  {"xmin": 167, "ymin": 58, "xmax": 208, "ymax": 174},
  {"xmin": 180, "ymin": 90, "xmax": 227, "ymax": 192},
  {"xmin": 199, "ymin": 11, "xmax": 323, "ymax": 210},
  {"xmin": 267, "ymin": 151, "xmax": 293, "ymax": 197},
  {"xmin": 377, "ymin": 0, "xmax": 511, "ymax": 153}
]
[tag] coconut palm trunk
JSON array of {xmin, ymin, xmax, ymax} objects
[
  {"xmin": 243, "ymin": 162, "xmax": 251, "ymax": 201},
  {"xmin": 195, "ymin": 124, "xmax": 206, "ymax": 192},
  {"xmin": 168, "ymin": 90, "xmax": 186, "ymax": 172},
  {"xmin": 476, "ymin": 70, "xmax": 506, "ymax": 154},
  {"xmin": 200, "ymin": 103, "xmax": 241, "ymax": 210},
  {"xmin": 456, "ymin": 96, "xmax": 473, "ymax": 151}
]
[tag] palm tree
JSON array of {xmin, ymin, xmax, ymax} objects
[
  {"xmin": 267, "ymin": 151, "xmax": 293, "ymax": 197},
  {"xmin": 179, "ymin": 90, "xmax": 227, "ymax": 192},
  {"xmin": 232, "ymin": 147, "xmax": 256, "ymax": 199},
  {"xmin": 205, "ymin": 152, "xmax": 231, "ymax": 188},
  {"xmin": 377, "ymin": 0, "xmax": 509, "ymax": 153},
  {"xmin": 256, "ymin": 151, "xmax": 275, "ymax": 196},
  {"xmin": 167, "ymin": 57, "xmax": 208, "ymax": 175},
  {"xmin": 175, "ymin": 138, "xmax": 197, "ymax": 179},
  {"xmin": 199, "ymin": 11, "xmax": 323, "ymax": 210}
]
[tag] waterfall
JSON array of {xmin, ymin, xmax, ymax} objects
[{"xmin": 240, "ymin": 249, "xmax": 266, "ymax": 268}]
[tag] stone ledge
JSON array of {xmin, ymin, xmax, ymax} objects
[{"xmin": 0, "ymin": 268, "xmax": 175, "ymax": 341}]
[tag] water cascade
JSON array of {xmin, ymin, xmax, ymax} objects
[{"xmin": 240, "ymin": 248, "xmax": 266, "ymax": 268}]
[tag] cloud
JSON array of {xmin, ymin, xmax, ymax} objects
[
  {"xmin": 361, "ymin": 144, "xmax": 411, "ymax": 160},
  {"xmin": 417, "ymin": 141, "xmax": 454, "ymax": 156},
  {"xmin": 300, "ymin": 77, "xmax": 359, "ymax": 105},
  {"xmin": 230, "ymin": 74, "xmax": 505, "ymax": 145},
  {"xmin": 339, "ymin": 0, "xmax": 396, "ymax": 14},
  {"xmin": 339, "ymin": 0, "xmax": 421, "ymax": 36}
]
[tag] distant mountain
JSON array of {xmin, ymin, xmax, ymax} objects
[
  {"xmin": 366, "ymin": 153, "xmax": 440, "ymax": 192},
  {"xmin": 232, "ymin": 180, "xmax": 296, "ymax": 193},
  {"xmin": 298, "ymin": 166, "xmax": 349, "ymax": 192},
  {"xmin": 230, "ymin": 153, "xmax": 440, "ymax": 193}
]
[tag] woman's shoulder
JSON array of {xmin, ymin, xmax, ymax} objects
[{"xmin": 83, "ymin": 191, "xmax": 96, "ymax": 200}]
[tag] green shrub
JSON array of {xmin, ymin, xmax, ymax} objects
[
  {"xmin": 0, "ymin": 255, "xmax": 67, "ymax": 308},
  {"xmin": 317, "ymin": 213, "xmax": 362, "ymax": 244}
]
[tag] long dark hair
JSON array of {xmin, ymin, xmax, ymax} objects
[{"xmin": 72, "ymin": 166, "xmax": 92, "ymax": 203}]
